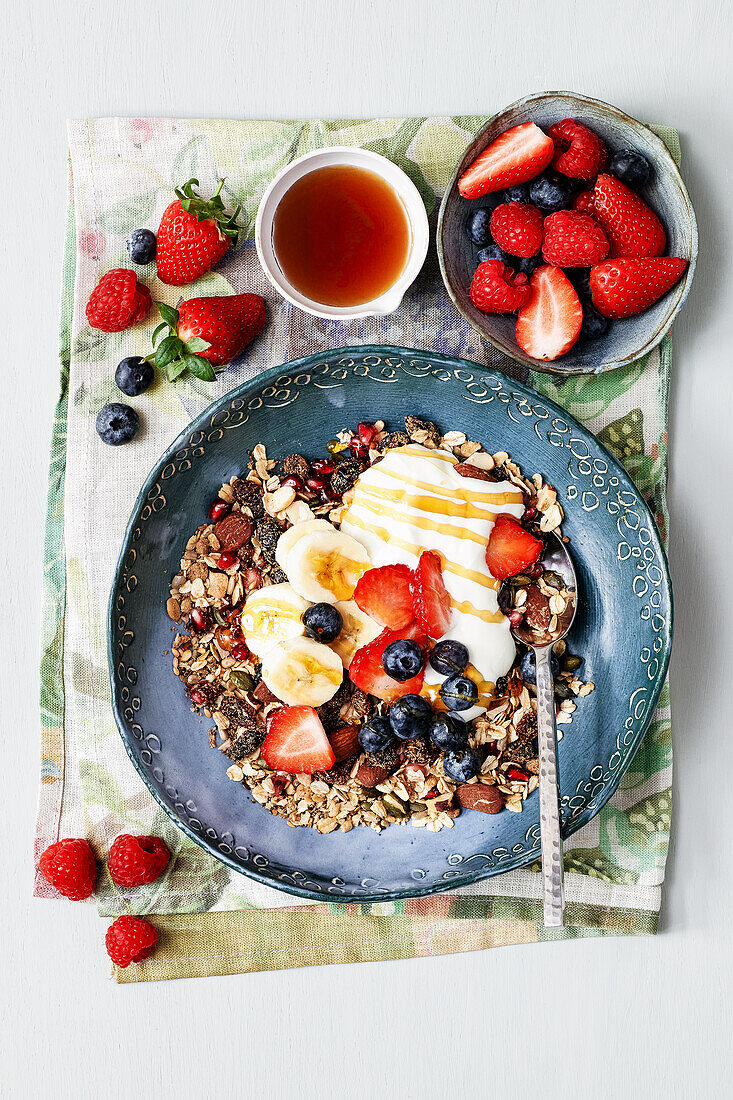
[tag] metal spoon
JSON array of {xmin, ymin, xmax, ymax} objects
[{"xmin": 509, "ymin": 533, "xmax": 578, "ymax": 928}]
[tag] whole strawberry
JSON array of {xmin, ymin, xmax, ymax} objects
[
  {"xmin": 548, "ymin": 119, "xmax": 609, "ymax": 180},
  {"xmin": 157, "ymin": 179, "xmax": 242, "ymax": 286},
  {"xmin": 589, "ymin": 256, "xmax": 688, "ymax": 318},
  {"xmin": 108, "ymin": 834, "xmax": 170, "ymax": 888},
  {"xmin": 490, "ymin": 203, "xmax": 543, "ymax": 257},
  {"xmin": 150, "ymin": 295, "xmax": 266, "ymax": 381},
  {"xmin": 105, "ymin": 915, "xmax": 159, "ymax": 968},
  {"xmin": 542, "ymin": 210, "xmax": 610, "ymax": 268},
  {"xmin": 38, "ymin": 838, "xmax": 96, "ymax": 900},
  {"xmin": 86, "ymin": 269, "xmax": 151, "ymax": 332},
  {"xmin": 593, "ymin": 174, "xmax": 666, "ymax": 257},
  {"xmin": 469, "ymin": 260, "xmax": 531, "ymax": 314}
]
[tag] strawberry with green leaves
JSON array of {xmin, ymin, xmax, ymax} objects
[
  {"xmin": 150, "ymin": 295, "xmax": 266, "ymax": 382},
  {"xmin": 156, "ymin": 178, "xmax": 243, "ymax": 286}
]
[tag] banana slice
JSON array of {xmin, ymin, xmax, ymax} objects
[
  {"xmin": 329, "ymin": 599, "xmax": 382, "ymax": 668},
  {"xmin": 261, "ymin": 636, "xmax": 344, "ymax": 707},
  {"xmin": 285, "ymin": 527, "xmax": 370, "ymax": 604},
  {"xmin": 240, "ymin": 582, "xmax": 309, "ymax": 657},
  {"xmin": 275, "ymin": 518, "xmax": 334, "ymax": 574}
]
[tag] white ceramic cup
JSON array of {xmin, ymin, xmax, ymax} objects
[{"xmin": 254, "ymin": 146, "xmax": 430, "ymax": 320}]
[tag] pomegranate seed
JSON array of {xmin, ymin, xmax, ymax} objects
[
  {"xmin": 217, "ymin": 551, "xmax": 238, "ymax": 570},
  {"xmin": 208, "ymin": 499, "xmax": 229, "ymax": 522},
  {"xmin": 508, "ymin": 610, "xmax": 524, "ymax": 628},
  {"xmin": 306, "ymin": 476, "xmax": 325, "ymax": 492},
  {"xmin": 486, "ymin": 740, "xmax": 498, "ymax": 754},
  {"xmin": 524, "ymin": 505, "xmax": 537, "ymax": 519},
  {"xmin": 190, "ymin": 688, "xmax": 208, "ymax": 707},
  {"xmin": 312, "ymin": 459, "xmax": 335, "ymax": 476},
  {"xmin": 231, "ymin": 642, "xmax": 250, "ymax": 662},
  {"xmin": 281, "ymin": 474, "xmax": 303, "ymax": 491},
  {"xmin": 190, "ymin": 608, "xmax": 211, "ymax": 632},
  {"xmin": 530, "ymin": 562, "xmax": 544, "ymax": 578},
  {"xmin": 507, "ymin": 765, "xmax": 530, "ymax": 782},
  {"xmin": 349, "ymin": 437, "xmax": 368, "ymax": 460},
  {"xmin": 358, "ymin": 421, "xmax": 377, "ymax": 446}
]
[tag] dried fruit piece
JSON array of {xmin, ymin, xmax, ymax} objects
[{"xmin": 214, "ymin": 512, "xmax": 253, "ymax": 551}]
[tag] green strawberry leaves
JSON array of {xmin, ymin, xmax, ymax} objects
[
  {"xmin": 149, "ymin": 303, "xmax": 216, "ymax": 383},
  {"xmin": 175, "ymin": 177, "xmax": 243, "ymax": 248}
]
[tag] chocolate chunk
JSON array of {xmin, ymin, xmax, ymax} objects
[
  {"xmin": 253, "ymin": 680, "xmax": 279, "ymax": 705},
  {"xmin": 226, "ymin": 725, "xmax": 265, "ymax": 759},
  {"xmin": 214, "ymin": 512, "xmax": 253, "ymax": 551},
  {"xmin": 218, "ymin": 693, "xmax": 259, "ymax": 730},
  {"xmin": 524, "ymin": 585, "xmax": 552, "ymax": 631},
  {"xmin": 455, "ymin": 783, "xmax": 503, "ymax": 814}
]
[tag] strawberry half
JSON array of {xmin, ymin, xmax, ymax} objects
[
  {"xmin": 485, "ymin": 515, "xmax": 543, "ymax": 580},
  {"xmin": 354, "ymin": 564, "xmax": 414, "ymax": 629},
  {"xmin": 515, "ymin": 265, "xmax": 583, "ymax": 361},
  {"xmin": 470, "ymin": 260, "xmax": 531, "ymax": 315},
  {"xmin": 542, "ymin": 210, "xmax": 609, "ymax": 268},
  {"xmin": 156, "ymin": 179, "xmax": 243, "ymax": 286},
  {"xmin": 458, "ymin": 122, "xmax": 555, "ymax": 199},
  {"xmin": 593, "ymin": 174, "xmax": 666, "ymax": 258},
  {"xmin": 589, "ymin": 257, "xmax": 688, "ymax": 318},
  {"xmin": 262, "ymin": 706, "xmax": 335, "ymax": 774},
  {"xmin": 150, "ymin": 295, "xmax": 266, "ymax": 382},
  {"xmin": 350, "ymin": 622, "xmax": 427, "ymax": 702},
  {"xmin": 411, "ymin": 551, "xmax": 452, "ymax": 639},
  {"xmin": 548, "ymin": 119, "xmax": 609, "ymax": 180}
]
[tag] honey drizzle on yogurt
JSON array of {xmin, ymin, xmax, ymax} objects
[{"xmin": 340, "ymin": 444, "xmax": 526, "ymax": 694}]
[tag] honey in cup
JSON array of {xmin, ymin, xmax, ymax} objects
[{"xmin": 271, "ymin": 164, "xmax": 411, "ymax": 308}]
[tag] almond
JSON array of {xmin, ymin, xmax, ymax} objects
[
  {"xmin": 455, "ymin": 783, "xmax": 503, "ymax": 814},
  {"xmin": 356, "ymin": 762, "xmax": 390, "ymax": 787},
  {"xmin": 328, "ymin": 725, "xmax": 360, "ymax": 764},
  {"xmin": 453, "ymin": 462, "xmax": 496, "ymax": 482},
  {"xmin": 214, "ymin": 512, "xmax": 253, "ymax": 551}
]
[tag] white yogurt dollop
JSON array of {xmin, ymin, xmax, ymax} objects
[{"xmin": 340, "ymin": 445, "xmax": 525, "ymax": 712}]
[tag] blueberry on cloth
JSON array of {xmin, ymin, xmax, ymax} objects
[
  {"xmin": 115, "ymin": 356, "xmax": 154, "ymax": 397},
  {"xmin": 95, "ymin": 403, "xmax": 139, "ymax": 446},
  {"xmin": 126, "ymin": 228, "xmax": 157, "ymax": 264}
]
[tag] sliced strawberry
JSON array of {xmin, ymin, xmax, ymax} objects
[
  {"xmin": 411, "ymin": 551, "xmax": 452, "ymax": 639},
  {"xmin": 485, "ymin": 515, "xmax": 543, "ymax": 580},
  {"xmin": 262, "ymin": 706, "xmax": 335, "ymax": 775},
  {"xmin": 515, "ymin": 265, "xmax": 583, "ymax": 361},
  {"xmin": 458, "ymin": 122, "xmax": 555, "ymax": 199},
  {"xmin": 350, "ymin": 622, "xmax": 427, "ymax": 702},
  {"xmin": 353, "ymin": 564, "xmax": 414, "ymax": 629},
  {"xmin": 593, "ymin": 173, "xmax": 666, "ymax": 258},
  {"xmin": 589, "ymin": 257, "xmax": 688, "ymax": 319}
]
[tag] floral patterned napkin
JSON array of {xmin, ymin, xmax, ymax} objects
[{"xmin": 36, "ymin": 117, "xmax": 675, "ymax": 980}]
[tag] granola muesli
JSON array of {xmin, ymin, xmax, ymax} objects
[{"xmin": 167, "ymin": 416, "xmax": 594, "ymax": 833}]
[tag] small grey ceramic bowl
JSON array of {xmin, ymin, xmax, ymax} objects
[{"xmin": 437, "ymin": 91, "xmax": 697, "ymax": 375}]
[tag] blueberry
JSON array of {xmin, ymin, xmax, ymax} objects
[
  {"xmin": 358, "ymin": 716, "xmax": 395, "ymax": 754},
  {"xmin": 579, "ymin": 302, "xmax": 608, "ymax": 342},
  {"xmin": 519, "ymin": 649, "xmax": 560, "ymax": 685},
  {"xmin": 465, "ymin": 208, "xmax": 493, "ymax": 247},
  {"xmin": 502, "ymin": 184, "xmax": 529, "ymax": 204},
  {"xmin": 439, "ymin": 674, "xmax": 479, "ymax": 712},
  {"xmin": 514, "ymin": 254, "xmax": 541, "ymax": 278},
  {"xmin": 529, "ymin": 174, "xmax": 573, "ymax": 212},
  {"xmin": 303, "ymin": 602, "xmax": 342, "ymax": 643},
  {"xmin": 443, "ymin": 748, "xmax": 481, "ymax": 783},
  {"xmin": 567, "ymin": 267, "xmax": 592, "ymax": 301},
  {"xmin": 429, "ymin": 640, "xmax": 469, "ymax": 677},
  {"xmin": 477, "ymin": 242, "xmax": 509, "ymax": 266},
  {"xmin": 389, "ymin": 694, "xmax": 433, "ymax": 740},
  {"xmin": 115, "ymin": 356, "xmax": 154, "ymax": 397},
  {"xmin": 95, "ymin": 402, "xmax": 139, "ymax": 446},
  {"xmin": 609, "ymin": 149, "xmax": 650, "ymax": 189},
  {"xmin": 126, "ymin": 228, "xmax": 157, "ymax": 265},
  {"xmin": 430, "ymin": 714, "xmax": 469, "ymax": 752},
  {"xmin": 382, "ymin": 639, "xmax": 424, "ymax": 682}
]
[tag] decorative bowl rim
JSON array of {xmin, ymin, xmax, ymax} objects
[
  {"xmin": 108, "ymin": 344, "xmax": 673, "ymax": 903},
  {"xmin": 436, "ymin": 89, "xmax": 698, "ymax": 377}
]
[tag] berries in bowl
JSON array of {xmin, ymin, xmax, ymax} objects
[{"xmin": 437, "ymin": 91, "xmax": 697, "ymax": 374}]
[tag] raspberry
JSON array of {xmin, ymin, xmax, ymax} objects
[
  {"xmin": 38, "ymin": 838, "xmax": 96, "ymax": 900},
  {"xmin": 105, "ymin": 915, "xmax": 159, "ymax": 968},
  {"xmin": 548, "ymin": 118, "xmax": 609, "ymax": 180},
  {"xmin": 85, "ymin": 268, "xmax": 151, "ymax": 332},
  {"xmin": 469, "ymin": 259, "xmax": 531, "ymax": 315},
  {"xmin": 572, "ymin": 190, "xmax": 596, "ymax": 215},
  {"xmin": 108, "ymin": 834, "xmax": 170, "ymax": 887},
  {"xmin": 489, "ymin": 203, "xmax": 543, "ymax": 257},
  {"xmin": 542, "ymin": 210, "xmax": 610, "ymax": 268}
]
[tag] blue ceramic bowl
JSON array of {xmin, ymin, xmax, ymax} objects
[
  {"xmin": 437, "ymin": 91, "xmax": 697, "ymax": 375},
  {"xmin": 109, "ymin": 346, "xmax": 672, "ymax": 902}
]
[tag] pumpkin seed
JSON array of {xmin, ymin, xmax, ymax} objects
[
  {"xmin": 230, "ymin": 670, "xmax": 255, "ymax": 692},
  {"xmin": 562, "ymin": 653, "xmax": 583, "ymax": 672},
  {"xmin": 213, "ymin": 608, "xmax": 229, "ymax": 627},
  {"xmin": 510, "ymin": 574, "xmax": 531, "ymax": 587},
  {"xmin": 554, "ymin": 680, "xmax": 575, "ymax": 701},
  {"xmin": 543, "ymin": 570, "xmax": 563, "ymax": 589},
  {"xmin": 382, "ymin": 792, "xmax": 408, "ymax": 817}
]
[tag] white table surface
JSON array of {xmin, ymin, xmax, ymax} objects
[{"xmin": 2, "ymin": 0, "xmax": 732, "ymax": 1096}]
